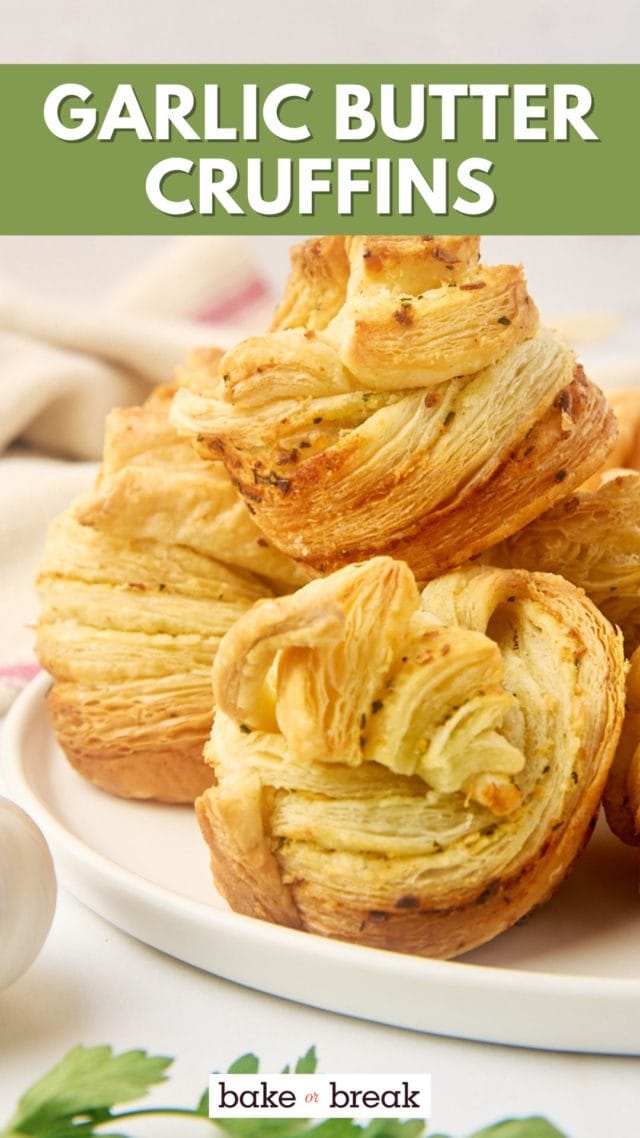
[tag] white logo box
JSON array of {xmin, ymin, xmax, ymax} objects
[{"xmin": 208, "ymin": 1074, "xmax": 431, "ymax": 1118}]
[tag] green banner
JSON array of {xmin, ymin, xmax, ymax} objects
[{"xmin": 0, "ymin": 64, "xmax": 637, "ymax": 234}]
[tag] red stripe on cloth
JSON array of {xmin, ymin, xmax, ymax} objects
[
  {"xmin": 193, "ymin": 276, "xmax": 272, "ymax": 324},
  {"xmin": 0, "ymin": 663, "xmax": 41, "ymax": 681}
]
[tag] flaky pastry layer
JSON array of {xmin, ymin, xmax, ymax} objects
[
  {"xmin": 37, "ymin": 506, "xmax": 273, "ymax": 802},
  {"xmin": 81, "ymin": 382, "xmax": 307, "ymax": 593},
  {"xmin": 196, "ymin": 558, "xmax": 625, "ymax": 958},
  {"xmin": 173, "ymin": 236, "xmax": 616, "ymax": 579},
  {"xmin": 483, "ymin": 471, "xmax": 640, "ymax": 657}
]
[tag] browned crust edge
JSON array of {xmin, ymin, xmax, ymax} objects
[
  {"xmin": 209, "ymin": 367, "xmax": 616, "ymax": 582},
  {"xmin": 47, "ymin": 686, "xmax": 215, "ymax": 804}
]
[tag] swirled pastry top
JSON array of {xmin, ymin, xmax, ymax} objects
[
  {"xmin": 173, "ymin": 237, "xmax": 616, "ymax": 579},
  {"xmin": 197, "ymin": 557, "xmax": 625, "ymax": 957}
]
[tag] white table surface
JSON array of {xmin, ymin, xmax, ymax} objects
[{"xmin": 1, "ymin": 882, "xmax": 639, "ymax": 1138}]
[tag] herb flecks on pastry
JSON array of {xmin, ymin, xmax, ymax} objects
[
  {"xmin": 196, "ymin": 558, "xmax": 625, "ymax": 958},
  {"xmin": 173, "ymin": 236, "xmax": 616, "ymax": 580}
]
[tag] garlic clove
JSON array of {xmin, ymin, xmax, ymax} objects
[{"xmin": 0, "ymin": 797, "xmax": 57, "ymax": 989}]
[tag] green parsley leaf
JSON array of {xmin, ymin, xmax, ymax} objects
[
  {"xmin": 0, "ymin": 1042, "xmax": 568, "ymax": 1138},
  {"xmin": 2, "ymin": 1045, "xmax": 171, "ymax": 1136},
  {"xmin": 360, "ymin": 1122, "xmax": 425, "ymax": 1138},
  {"xmin": 228, "ymin": 1054, "xmax": 261, "ymax": 1075},
  {"xmin": 467, "ymin": 1119, "xmax": 568, "ymax": 1138},
  {"xmin": 212, "ymin": 1117, "xmax": 310, "ymax": 1138},
  {"xmin": 304, "ymin": 1122, "xmax": 361, "ymax": 1138},
  {"xmin": 295, "ymin": 1047, "xmax": 318, "ymax": 1075},
  {"xmin": 196, "ymin": 1088, "xmax": 212, "ymax": 1117}
]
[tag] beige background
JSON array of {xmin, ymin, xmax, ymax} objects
[{"xmin": 2, "ymin": 0, "xmax": 639, "ymax": 63}]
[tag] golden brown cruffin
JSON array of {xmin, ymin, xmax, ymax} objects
[
  {"xmin": 603, "ymin": 646, "xmax": 640, "ymax": 846},
  {"xmin": 196, "ymin": 557, "xmax": 625, "ymax": 959},
  {"xmin": 172, "ymin": 236, "xmax": 616, "ymax": 581},
  {"xmin": 482, "ymin": 470, "xmax": 640, "ymax": 657},
  {"xmin": 36, "ymin": 383, "xmax": 306, "ymax": 804}
]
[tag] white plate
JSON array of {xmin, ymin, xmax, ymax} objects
[{"xmin": 3, "ymin": 673, "xmax": 640, "ymax": 1055}]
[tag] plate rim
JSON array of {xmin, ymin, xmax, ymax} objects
[{"xmin": 3, "ymin": 672, "xmax": 640, "ymax": 1055}]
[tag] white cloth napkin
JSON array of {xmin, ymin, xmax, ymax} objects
[{"xmin": 0, "ymin": 236, "xmax": 275, "ymax": 712}]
